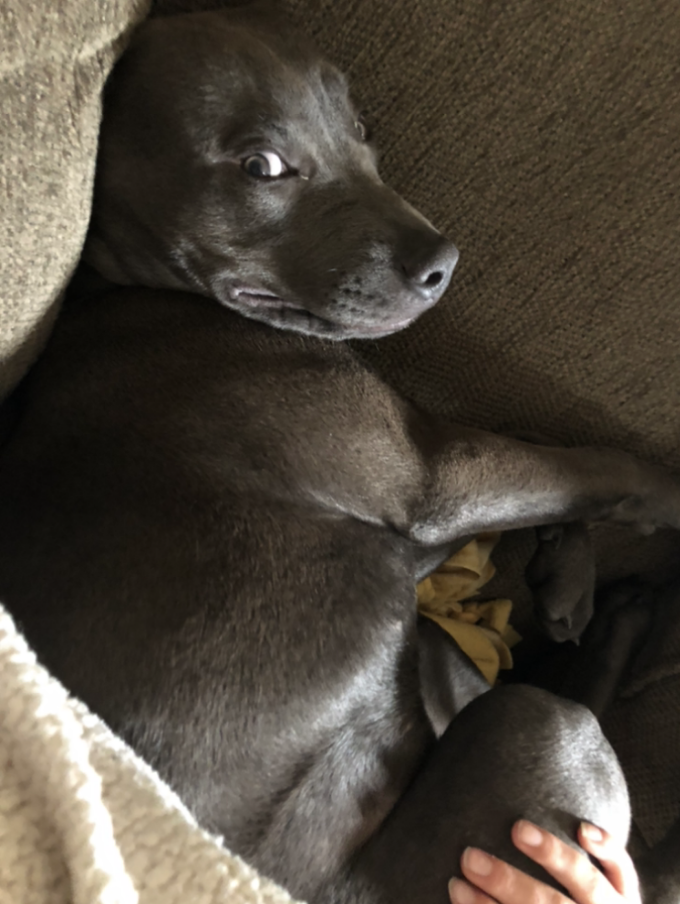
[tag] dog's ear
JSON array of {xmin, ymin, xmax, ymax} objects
[{"xmin": 151, "ymin": 0, "xmax": 278, "ymax": 18}]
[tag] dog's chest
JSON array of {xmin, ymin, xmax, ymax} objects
[{"xmin": 0, "ymin": 292, "xmax": 436, "ymax": 896}]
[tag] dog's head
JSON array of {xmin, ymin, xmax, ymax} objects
[{"xmin": 86, "ymin": 4, "xmax": 458, "ymax": 339}]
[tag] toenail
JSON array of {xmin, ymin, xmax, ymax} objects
[{"xmin": 463, "ymin": 848, "xmax": 493, "ymax": 877}]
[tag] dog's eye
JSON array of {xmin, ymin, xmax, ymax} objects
[{"xmin": 242, "ymin": 152, "xmax": 287, "ymax": 179}]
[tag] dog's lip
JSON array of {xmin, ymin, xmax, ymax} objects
[
  {"xmin": 356, "ymin": 316, "xmax": 415, "ymax": 336},
  {"xmin": 231, "ymin": 286, "xmax": 298, "ymax": 309},
  {"xmin": 227, "ymin": 286, "xmax": 419, "ymax": 338}
]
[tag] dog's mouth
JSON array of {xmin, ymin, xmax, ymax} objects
[
  {"xmin": 232, "ymin": 287, "xmax": 294, "ymax": 309},
  {"xmin": 225, "ymin": 286, "xmax": 418, "ymax": 340}
]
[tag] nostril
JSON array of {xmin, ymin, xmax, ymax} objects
[
  {"xmin": 398, "ymin": 263, "xmax": 446, "ymax": 289},
  {"xmin": 401, "ymin": 264, "xmax": 444, "ymax": 289},
  {"xmin": 424, "ymin": 270, "xmax": 444, "ymax": 289},
  {"xmin": 398, "ymin": 238, "xmax": 459, "ymax": 297}
]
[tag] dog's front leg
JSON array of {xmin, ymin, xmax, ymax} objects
[{"xmin": 396, "ymin": 415, "xmax": 680, "ymax": 544}]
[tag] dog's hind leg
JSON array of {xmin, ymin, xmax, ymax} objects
[
  {"xmin": 568, "ymin": 578, "xmax": 680, "ymax": 904},
  {"xmin": 417, "ymin": 616, "xmax": 490, "ymax": 737},
  {"xmin": 636, "ymin": 817, "xmax": 680, "ymax": 904},
  {"xmin": 556, "ymin": 577, "xmax": 654, "ymax": 718},
  {"xmin": 526, "ymin": 521, "xmax": 597, "ymax": 643},
  {"xmin": 334, "ymin": 685, "xmax": 630, "ymax": 904}
]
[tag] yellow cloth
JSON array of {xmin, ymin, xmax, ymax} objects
[{"xmin": 417, "ymin": 533, "xmax": 521, "ymax": 686}]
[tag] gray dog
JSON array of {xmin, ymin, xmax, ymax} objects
[{"xmin": 1, "ymin": 4, "xmax": 679, "ymax": 902}]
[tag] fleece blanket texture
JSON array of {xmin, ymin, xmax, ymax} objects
[{"xmin": 0, "ymin": 603, "xmax": 300, "ymax": 904}]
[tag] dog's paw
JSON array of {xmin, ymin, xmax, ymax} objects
[
  {"xmin": 605, "ymin": 451, "xmax": 680, "ymax": 532},
  {"xmin": 525, "ymin": 522, "xmax": 595, "ymax": 642},
  {"xmin": 578, "ymin": 577, "xmax": 654, "ymax": 678},
  {"xmin": 558, "ymin": 576, "xmax": 655, "ymax": 716},
  {"xmin": 587, "ymin": 577, "xmax": 654, "ymax": 646}
]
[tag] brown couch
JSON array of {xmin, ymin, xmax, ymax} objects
[{"xmin": 2, "ymin": 0, "xmax": 679, "ymax": 866}]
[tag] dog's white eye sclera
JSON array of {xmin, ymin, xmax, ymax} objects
[{"xmin": 242, "ymin": 151, "xmax": 287, "ymax": 178}]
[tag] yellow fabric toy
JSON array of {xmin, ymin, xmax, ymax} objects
[{"xmin": 416, "ymin": 533, "xmax": 521, "ymax": 686}]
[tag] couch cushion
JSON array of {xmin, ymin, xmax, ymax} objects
[{"xmin": 0, "ymin": 0, "xmax": 151, "ymax": 401}]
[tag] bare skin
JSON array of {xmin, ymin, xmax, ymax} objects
[{"xmin": 450, "ymin": 821, "xmax": 641, "ymax": 904}]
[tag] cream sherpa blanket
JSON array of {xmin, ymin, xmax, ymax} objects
[{"xmin": 0, "ymin": 603, "xmax": 301, "ymax": 904}]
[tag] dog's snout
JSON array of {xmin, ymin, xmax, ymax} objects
[{"xmin": 398, "ymin": 236, "xmax": 459, "ymax": 300}]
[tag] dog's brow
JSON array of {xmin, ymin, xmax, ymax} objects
[
  {"xmin": 255, "ymin": 119, "xmax": 290, "ymax": 142},
  {"xmin": 319, "ymin": 64, "xmax": 349, "ymax": 100}
]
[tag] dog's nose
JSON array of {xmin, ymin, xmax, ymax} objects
[{"xmin": 398, "ymin": 235, "xmax": 459, "ymax": 300}]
